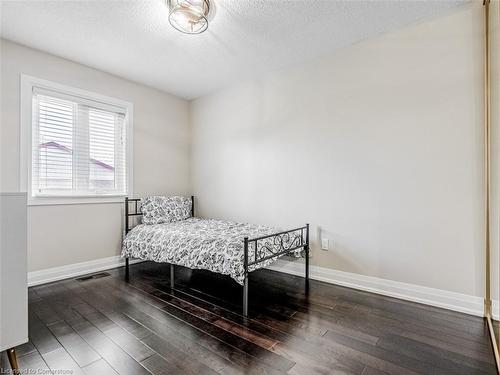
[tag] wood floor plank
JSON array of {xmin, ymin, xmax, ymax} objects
[
  {"xmin": 82, "ymin": 358, "xmax": 119, "ymax": 375},
  {"xmin": 140, "ymin": 332, "xmax": 219, "ymax": 375},
  {"xmin": 105, "ymin": 327, "xmax": 155, "ymax": 362},
  {"xmin": 132, "ymin": 278, "xmax": 369, "ymax": 374},
  {"xmin": 96, "ymin": 276, "xmax": 297, "ymax": 372},
  {"xmin": 28, "ymin": 288, "xmax": 42, "ymax": 303},
  {"xmin": 15, "ymin": 340, "xmax": 37, "ymax": 357},
  {"xmin": 71, "ymin": 298, "xmax": 193, "ymax": 364},
  {"xmin": 70, "ymin": 319, "xmax": 151, "ymax": 375},
  {"xmin": 290, "ymin": 302, "xmax": 494, "ymax": 363},
  {"xmin": 133, "ymin": 271, "xmax": 296, "ymax": 320},
  {"xmin": 137, "ymin": 292, "xmax": 294, "ymax": 371},
  {"xmin": 331, "ymin": 298, "xmax": 489, "ymax": 345},
  {"xmin": 136, "ymin": 278, "xmax": 291, "ymax": 340},
  {"xmin": 42, "ymin": 347, "xmax": 86, "ymax": 375},
  {"xmin": 140, "ymin": 353, "xmax": 190, "ymax": 375},
  {"xmin": 164, "ymin": 281, "xmax": 329, "ymax": 340},
  {"xmin": 325, "ymin": 304, "xmax": 493, "ymax": 355},
  {"xmin": 253, "ymin": 268, "xmax": 479, "ymax": 331},
  {"xmin": 31, "ymin": 299, "xmax": 63, "ymax": 325},
  {"xmin": 148, "ymin": 288, "xmax": 280, "ymax": 349},
  {"xmin": 128, "ymin": 308, "xmax": 283, "ymax": 375},
  {"xmin": 376, "ymin": 333, "xmax": 497, "ymax": 374},
  {"xmin": 274, "ymin": 340, "xmax": 366, "ymax": 375},
  {"xmin": 17, "ymin": 350, "xmax": 53, "ymax": 374},
  {"xmin": 28, "ymin": 309, "xmax": 63, "ymax": 355},
  {"xmin": 77, "ymin": 279, "xmax": 285, "ymax": 375},
  {"xmin": 99, "ymin": 310, "xmax": 152, "ymax": 340},
  {"xmin": 47, "ymin": 320, "xmax": 101, "ymax": 367},
  {"xmin": 323, "ymin": 330, "xmax": 443, "ymax": 374},
  {"xmin": 288, "ymin": 361, "xmax": 359, "ymax": 375}
]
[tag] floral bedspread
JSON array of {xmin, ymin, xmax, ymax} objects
[{"xmin": 122, "ymin": 218, "xmax": 302, "ymax": 285}]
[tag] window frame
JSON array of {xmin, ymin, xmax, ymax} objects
[{"xmin": 20, "ymin": 74, "xmax": 134, "ymax": 206}]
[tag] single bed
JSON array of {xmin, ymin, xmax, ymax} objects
[{"xmin": 122, "ymin": 196, "xmax": 309, "ymax": 316}]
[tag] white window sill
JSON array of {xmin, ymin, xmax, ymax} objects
[{"xmin": 27, "ymin": 195, "xmax": 127, "ymax": 206}]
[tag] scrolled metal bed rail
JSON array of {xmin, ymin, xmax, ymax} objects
[{"xmin": 242, "ymin": 223, "xmax": 309, "ymax": 316}]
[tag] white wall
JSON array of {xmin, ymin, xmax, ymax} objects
[
  {"xmin": 191, "ymin": 3, "xmax": 485, "ymax": 297},
  {"xmin": 0, "ymin": 39, "xmax": 191, "ymax": 272},
  {"xmin": 0, "ymin": 4, "xmax": 489, "ymax": 301}
]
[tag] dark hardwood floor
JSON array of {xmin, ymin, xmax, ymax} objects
[{"xmin": 1, "ymin": 261, "xmax": 497, "ymax": 374}]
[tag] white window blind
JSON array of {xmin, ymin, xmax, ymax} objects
[{"xmin": 31, "ymin": 87, "xmax": 128, "ymax": 198}]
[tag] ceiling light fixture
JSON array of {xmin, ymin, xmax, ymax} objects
[{"xmin": 167, "ymin": 0, "xmax": 210, "ymax": 34}]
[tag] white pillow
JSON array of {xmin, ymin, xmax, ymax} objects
[{"xmin": 141, "ymin": 196, "xmax": 191, "ymax": 225}]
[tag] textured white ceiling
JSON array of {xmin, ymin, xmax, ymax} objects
[{"xmin": 1, "ymin": 0, "xmax": 468, "ymax": 100}]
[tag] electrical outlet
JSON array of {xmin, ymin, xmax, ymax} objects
[{"xmin": 321, "ymin": 238, "xmax": 329, "ymax": 251}]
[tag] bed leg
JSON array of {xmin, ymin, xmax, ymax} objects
[
  {"xmin": 304, "ymin": 244, "xmax": 310, "ymax": 293},
  {"xmin": 125, "ymin": 257, "xmax": 130, "ymax": 282},
  {"xmin": 305, "ymin": 223, "xmax": 310, "ymax": 291},
  {"xmin": 243, "ymin": 237, "xmax": 249, "ymax": 317},
  {"xmin": 170, "ymin": 264, "xmax": 175, "ymax": 289},
  {"xmin": 243, "ymin": 274, "xmax": 248, "ymax": 317},
  {"xmin": 305, "ymin": 245, "xmax": 310, "ymax": 280}
]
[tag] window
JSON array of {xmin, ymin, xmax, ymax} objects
[{"xmin": 21, "ymin": 75, "xmax": 133, "ymax": 205}]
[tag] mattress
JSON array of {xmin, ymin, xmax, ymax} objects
[{"xmin": 121, "ymin": 217, "xmax": 299, "ymax": 285}]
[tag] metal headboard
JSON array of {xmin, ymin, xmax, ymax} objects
[{"xmin": 125, "ymin": 196, "xmax": 195, "ymax": 234}]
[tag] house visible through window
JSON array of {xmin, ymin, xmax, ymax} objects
[{"xmin": 22, "ymin": 76, "xmax": 132, "ymax": 204}]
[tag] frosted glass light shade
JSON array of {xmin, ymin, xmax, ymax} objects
[{"xmin": 168, "ymin": 0, "xmax": 210, "ymax": 34}]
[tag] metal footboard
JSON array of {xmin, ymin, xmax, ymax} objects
[{"xmin": 242, "ymin": 224, "xmax": 310, "ymax": 317}]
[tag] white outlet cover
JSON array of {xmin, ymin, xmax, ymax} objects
[{"xmin": 321, "ymin": 238, "xmax": 329, "ymax": 251}]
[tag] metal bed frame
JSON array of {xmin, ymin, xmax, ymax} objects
[{"xmin": 124, "ymin": 196, "xmax": 309, "ymax": 317}]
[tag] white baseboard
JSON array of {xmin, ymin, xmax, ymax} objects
[
  {"xmin": 267, "ymin": 259, "xmax": 487, "ymax": 318},
  {"xmin": 493, "ymin": 300, "xmax": 499, "ymax": 321},
  {"xmin": 28, "ymin": 256, "xmax": 143, "ymax": 287}
]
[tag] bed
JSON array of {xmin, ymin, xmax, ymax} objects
[{"xmin": 122, "ymin": 196, "xmax": 309, "ymax": 316}]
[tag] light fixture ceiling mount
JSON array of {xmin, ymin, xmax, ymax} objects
[{"xmin": 167, "ymin": 0, "xmax": 210, "ymax": 34}]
